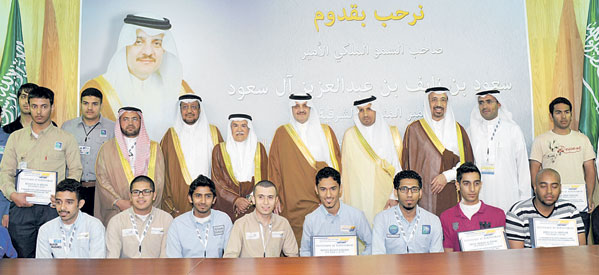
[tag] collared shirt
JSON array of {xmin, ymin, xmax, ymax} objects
[
  {"xmin": 61, "ymin": 116, "xmax": 115, "ymax": 181},
  {"xmin": 0, "ymin": 124, "xmax": 82, "ymax": 199},
  {"xmin": 166, "ymin": 209, "xmax": 233, "ymax": 258},
  {"xmin": 223, "ymin": 211, "xmax": 298, "ymax": 258},
  {"xmin": 300, "ymin": 202, "xmax": 372, "ymax": 256},
  {"xmin": 372, "ymin": 206, "xmax": 443, "ymax": 255},
  {"xmin": 35, "ymin": 211, "xmax": 106, "ymax": 258},
  {"xmin": 440, "ymin": 201, "xmax": 506, "ymax": 251},
  {"xmin": 0, "ymin": 128, "xmax": 9, "ymax": 215},
  {"xmin": 106, "ymin": 207, "xmax": 173, "ymax": 258},
  {"xmin": 506, "ymin": 198, "xmax": 584, "ymax": 248}
]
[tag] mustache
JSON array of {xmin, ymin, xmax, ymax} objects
[{"xmin": 136, "ymin": 54, "xmax": 156, "ymax": 62}]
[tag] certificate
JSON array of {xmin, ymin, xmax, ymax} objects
[
  {"xmin": 15, "ymin": 169, "xmax": 58, "ymax": 205},
  {"xmin": 312, "ymin": 235, "xmax": 358, "ymax": 256},
  {"xmin": 529, "ymin": 218, "xmax": 579, "ymax": 248},
  {"xmin": 560, "ymin": 184, "xmax": 588, "ymax": 212},
  {"xmin": 457, "ymin": 227, "xmax": 509, "ymax": 251}
]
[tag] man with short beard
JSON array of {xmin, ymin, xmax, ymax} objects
[
  {"xmin": 506, "ymin": 168, "xmax": 586, "ymax": 248},
  {"xmin": 95, "ymin": 107, "xmax": 165, "ymax": 225},
  {"xmin": 160, "ymin": 95, "xmax": 222, "ymax": 217}
]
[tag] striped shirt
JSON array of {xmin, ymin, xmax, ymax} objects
[{"xmin": 506, "ymin": 198, "xmax": 584, "ymax": 248}]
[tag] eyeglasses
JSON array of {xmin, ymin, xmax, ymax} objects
[
  {"xmin": 131, "ymin": 189, "xmax": 153, "ymax": 196},
  {"xmin": 398, "ymin": 186, "xmax": 421, "ymax": 193}
]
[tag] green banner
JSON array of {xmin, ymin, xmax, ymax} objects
[
  {"xmin": 580, "ymin": 0, "xmax": 599, "ymax": 151},
  {"xmin": 0, "ymin": 0, "xmax": 27, "ymax": 126}
]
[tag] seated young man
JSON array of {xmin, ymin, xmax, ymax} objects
[
  {"xmin": 224, "ymin": 180, "xmax": 298, "ymax": 258},
  {"xmin": 300, "ymin": 167, "xmax": 372, "ymax": 256},
  {"xmin": 36, "ymin": 179, "xmax": 105, "ymax": 258},
  {"xmin": 372, "ymin": 170, "xmax": 443, "ymax": 254},
  {"xmin": 440, "ymin": 162, "xmax": 506, "ymax": 252},
  {"xmin": 506, "ymin": 168, "xmax": 585, "ymax": 248}
]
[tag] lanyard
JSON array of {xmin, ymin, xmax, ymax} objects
[
  {"xmin": 82, "ymin": 122, "xmax": 100, "ymax": 143},
  {"xmin": 60, "ymin": 225, "xmax": 77, "ymax": 254},
  {"xmin": 259, "ymin": 223, "xmax": 272, "ymax": 257},
  {"xmin": 394, "ymin": 207, "xmax": 420, "ymax": 253},
  {"xmin": 129, "ymin": 213, "xmax": 154, "ymax": 256},
  {"xmin": 485, "ymin": 118, "xmax": 501, "ymax": 163},
  {"xmin": 195, "ymin": 222, "xmax": 210, "ymax": 258}
]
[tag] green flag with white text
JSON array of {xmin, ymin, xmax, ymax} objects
[
  {"xmin": 0, "ymin": 0, "xmax": 27, "ymax": 126},
  {"xmin": 580, "ymin": 0, "xmax": 599, "ymax": 151}
]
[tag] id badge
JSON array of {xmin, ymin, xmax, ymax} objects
[
  {"xmin": 79, "ymin": 146, "xmax": 91, "ymax": 155},
  {"xmin": 18, "ymin": 161, "xmax": 27, "ymax": 169},
  {"xmin": 481, "ymin": 165, "xmax": 495, "ymax": 175}
]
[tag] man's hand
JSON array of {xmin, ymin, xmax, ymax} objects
[
  {"xmin": 1, "ymin": 215, "xmax": 8, "ymax": 228},
  {"xmin": 234, "ymin": 198, "xmax": 252, "ymax": 214},
  {"xmin": 115, "ymin": 199, "xmax": 131, "ymax": 211},
  {"xmin": 431, "ymin": 174, "xmax": 448, "ymax": 194},
  {"xmin": 10, "ymin": 192, "xmax": 34, "ymax": 208},
  {"xmin": 588, "ymin": 199, "xmax": 595, "ymax": 213},
  {"xmin": 384, "ymin": 199, "xmax": 398, "ymax": 210}
]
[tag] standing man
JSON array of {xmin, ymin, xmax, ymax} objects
[
  {"xmin": 166, "ymin": 175, "xmax": 232, "ymax": 258},
  {"xmin": 0, "ymin": 86, "xmax": 82, "ymax": 257},
  {"xmin": 61, "ymin": 88, "xmax": 115, "ymax": 216},
  {"xmin": 2, "ymin": 83, "xmax": 38, "ymax": 134},
  {"xmin": 506, "ymin": 169, "xmax": 586, "ymax": 248},
  {"xmin": 440, "ymin": 162, "xmax": 506, "ymax": 252},
  {"xmin": 105, "ymin": 176, "xmax": 173, "ymax": 258},
  {"xmin": 530, "ymin": 97, "xmax": 595, "ymax": 236},
  {"xmin": 341, "ymin": 95, "xmax": 402, "ymax": 224},
  {"xmin": 300, "ymin": 167, "xmax": 372, "ymax": 256},
  {"xmin": 402, "ymin": 87, "xmax": 474, "ymax": 216},
  {"xmin": 81, "ymin": 14, "xmax": 194, "ymax": 140},
  {"xmin": 468, "ymin": 90, "xmax": 530, "ymax": 212},
  {"xmin": 269, "ymin": 93, "xmax": 342, "ymax": 243},
  {"xmin": 212, "ymin": 114, "xmax": 267, "ymax": 222},
  {"xmin": 0, "ymin": 106, "xmax": 11, "ymax": 227},
  {"xmin": 161, "ymin": 94, "xmax": 222, "ymax": 217},
  {"xmin": 224, "ymin": 180, "xmax": 298, "ymax": 258},
  {"xmin": 372, "ymin": 170, "xmax": 443, "ymax": 255},
  {"xmin": 95, "ymin": 107, "xmax": 165, "ymax": 225},
  {"xmin": 36, "ymin": 179, "xmax": 106, "ymax": 258}
]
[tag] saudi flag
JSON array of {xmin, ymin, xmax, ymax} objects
[
  {"xmin": 581, "ymin": 0, "xmax": 599, "ymax": 151},
  {"xmin": 0, "ymin": 0, "xmax": 27, "ymax": 126}
]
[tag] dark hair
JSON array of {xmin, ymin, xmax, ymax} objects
[
  {"xmin": 28, "ymin": 86, "xmax": 54, "ymax": 106},
  {"xmin": 129, "ymin": 175, "xmax": 155, "ymax": 192},
  {"xmin": 393, "ymin": 170, "xmax": 423, "ymax": 189},
  {"xmin": 315, "ymin": 167, "xmax": 340, "ymax": 186},
  {"xmin": 80, "ymin": 88, "xmax": 103, "ymax": 103},
  {"xmin": 56, "ymin": 179, "xmax": 82, "ymax": 201},
  {"xmin": 17, "ymin": 83, "xmax": 38, "ymax": 98},
  {"xmin": 549, "ymin": 97, "xmax": 572, "ymax": 114},
  {"xmin": 188, "ymin": 174, "xmax": 217, "ymax": 198},
  {"xmin": 253, "ymin": 180, "xmax": 277, "ymax": 195},
  {"xmin": 456, "ymin": 162, "xmax": 481, "ymax": 183}
]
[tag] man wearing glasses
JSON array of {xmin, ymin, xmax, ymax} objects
[
  {"xmin": 372, "ymin": 170, "xmax": 443, "ymax": 254},
  {"xmin": 105, "ymin": 176, "xmax": 173, "ymax": 258}
]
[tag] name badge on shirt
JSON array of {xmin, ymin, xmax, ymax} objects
[
  {"xmin": 0, "ymin": 145, "xmax": 4, "ymax": 155},
  {"xmin": 340, "ymin": 225, "xmax": 356, "ymax": 233},
  {"xmin": 122, "ymin": 228, "xmax": 136, "ymax": 237},
  {"xmin": 77, "ymin": 232, "xmax": 90, "ymax": 240},
  {"xmin": 54, "ymin": 142, "xmax": 63, "ymax": 151},
  {"xmin": 271, "ymin": 231, "xmax": 284, "ymax": 238},
  {"xmin": 213, "ymin": 225, "xmax": 225, "ymax": 236},
  {"xmin": 422, "ymin": 225, "xmax": 431, "ymax": 235},
  {"xmin": 49, "ymin": 238, "xmax": 63, "ymax": 249},
  {"xmin": 79, "ymin": 146, "xmax": 91, "ymax": 155},
  {"xmin": 151, "ymin": 227, "xmax": 164, "ymax": 235},
  {"xmin": 246, "ymin": 232, "xmax": 260, "ymax": 240},
  {"xmin": 100, "ymin": 129, "xmax": 108, "ymax": 137},
  {"xmin": 18, "ymin": 162, "xmax": 27, "ymax": 169},
  {"xmin": 386, "ymin": 234, "xmax": 400, "ymax": 238},
  {"xmin": 481, "ymin": 165, "xmax": 495, "ymax": 175}
]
